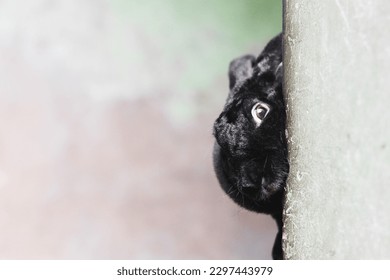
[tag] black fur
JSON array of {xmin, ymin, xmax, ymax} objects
[{"xmin": 212, "ymin": 34, "xmax": 288, "ymax": 260}]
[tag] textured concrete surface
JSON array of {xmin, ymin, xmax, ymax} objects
[
  {"xmin": 0, "ymin": 0, "xmax": 282, "ymax": 259},
  {"xmin": 284, "ymin": 0, "xmax": 390, "ymax": 259}
]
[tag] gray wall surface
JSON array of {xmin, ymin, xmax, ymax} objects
[{"xmin": 283, "ymin": 0, "xmax": 390, "ymax": 259}]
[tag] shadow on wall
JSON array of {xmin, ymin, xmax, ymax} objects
[{"xmin": 0, "ymin": 0, "xmax": 281, "ymax": 259}]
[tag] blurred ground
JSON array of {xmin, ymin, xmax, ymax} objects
[{"xmin": 0, "ymin": 0, "xmax": 282, "ymax": 259}]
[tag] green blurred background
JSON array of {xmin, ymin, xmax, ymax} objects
[
  {"xmin": 110, "ymin": 0, "xmax": 282, "ymax": 123},
  {"xmin": 0, "ymin": 0, "xmax": 282, "ymax": 259}
]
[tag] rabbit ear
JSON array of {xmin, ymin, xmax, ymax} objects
[
  {"xmin": 275, "ymin": 62, "xmax": 283, "ymax": 83},
  {"xmin": 228, "ymin": 55, "xmax": 255, "ymax": 90}
]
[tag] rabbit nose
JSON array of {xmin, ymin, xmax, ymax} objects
[{"xmin": 241, "ymin": 170, "xmax": 262, "ymax": 189}]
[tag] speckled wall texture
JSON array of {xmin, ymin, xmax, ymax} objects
[{"xmin": 283, "ymin": 0, "xmax": 390, "ymax": 259}]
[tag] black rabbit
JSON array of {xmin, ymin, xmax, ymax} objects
[{"xmin": 212, "ymin": 34, "xmax": 288, "ymax": 260}]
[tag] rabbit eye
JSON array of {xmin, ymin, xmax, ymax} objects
[{"xmin": 251, "ymin": 102, "xmax": 270, "ymax": 125}]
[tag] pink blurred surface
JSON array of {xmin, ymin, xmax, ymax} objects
[{"xmin": 0, "ymin": 0, "xmax": 277, "ymax": 259}]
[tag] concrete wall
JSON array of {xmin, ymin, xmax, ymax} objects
[{"xmin": 283, "ymin": 0, "xmax": 390, "ymax": 259}]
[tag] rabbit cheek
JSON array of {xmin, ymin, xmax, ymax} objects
[{"xmin": 214, "ymin": 124, "xmax": 250, "ymax": 157}]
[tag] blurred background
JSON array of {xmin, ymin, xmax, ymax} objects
[{"xmin": 0, "ymin": 0, "xmax": 282, "ymax": 259}]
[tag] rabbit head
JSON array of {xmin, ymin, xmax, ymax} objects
[{"xmin": 213, "ymin": 40, "xmax": 288, "ymax": 214}]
